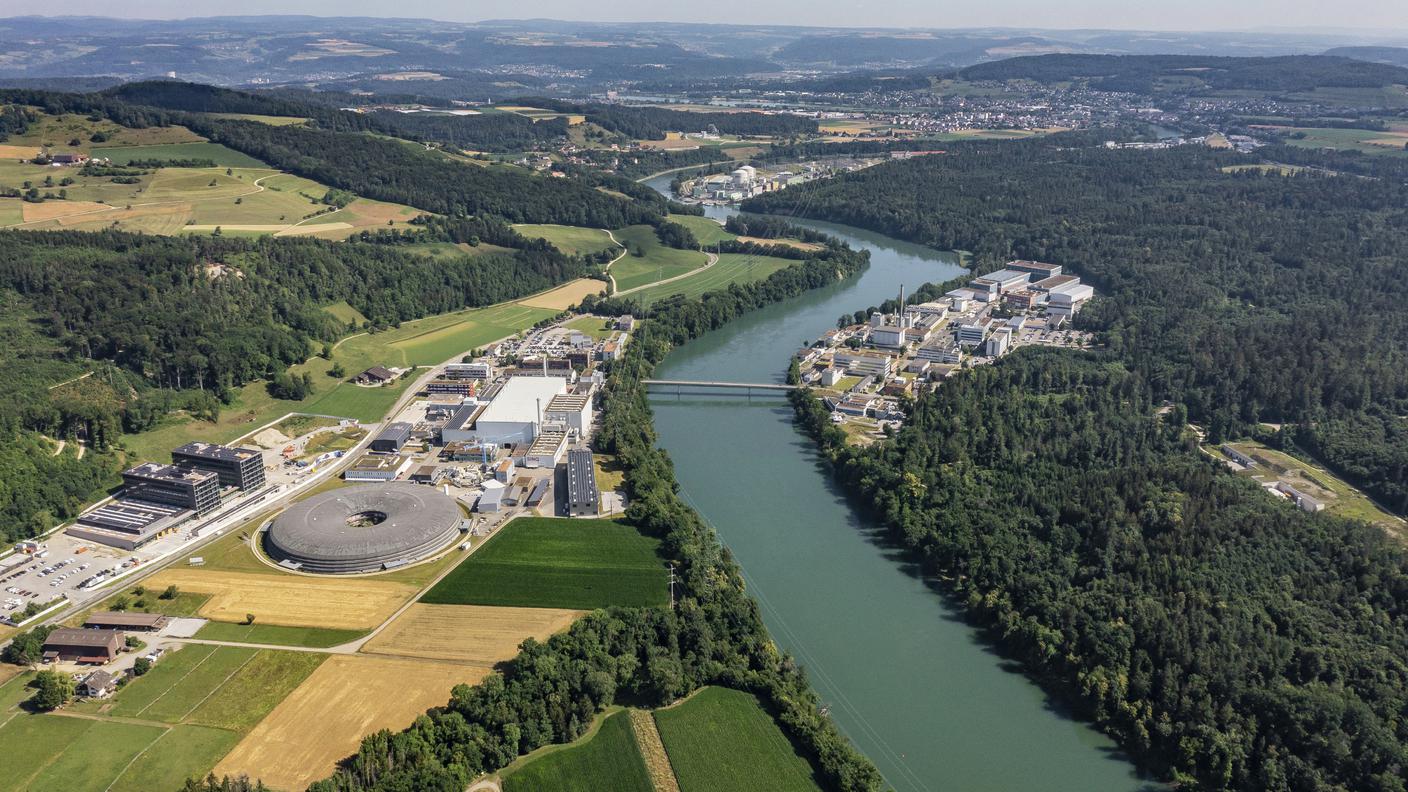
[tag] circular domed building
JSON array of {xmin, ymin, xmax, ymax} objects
[{"xmin": 265, "ymin": 483, "xmax": 462, "ymax": 574}]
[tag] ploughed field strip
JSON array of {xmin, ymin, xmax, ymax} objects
[{"xmin": 420, "ymin": 517, "xmax": 670, "ymax": 610}]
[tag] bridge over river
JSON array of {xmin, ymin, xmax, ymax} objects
[{"xmin": 643, "ymin": 378, "xmax": 797, "ymax": 394}]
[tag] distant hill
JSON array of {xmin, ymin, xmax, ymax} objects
[
  {"xmin": 772, "ymin": 34, "xmax": 1077, "ymax": 68},
  {"xmin": 1324, "ymin": 46, "xmax": 1408, "ymax": 69},
  {"xmin": 959, "ymin": 54, "xmax": 1408, "ymax": 93}
]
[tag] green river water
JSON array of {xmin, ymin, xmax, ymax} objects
[{"xmin": 643, "ymin": 178, "xmax": 1162, "ymax": 792}]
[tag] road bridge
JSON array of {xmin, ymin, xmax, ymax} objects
[{"xmin": 643, "ymin": 379, "xmax": 797, "ymax": 396}]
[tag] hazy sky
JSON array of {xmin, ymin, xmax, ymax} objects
[{"xmin": 5, "ymin": 0, "xmax": 1406, "ymax": 33}]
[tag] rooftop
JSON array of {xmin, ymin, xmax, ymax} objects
[
  {"xmin": 124, "ymin": 462, "xmax": 219, "ymax": 484},
  {"xmin": 478, "ymin": 376, "xmax": 569, "ymax": 426},
  {"xmin": 546, "ymin": 393, "xmax": 591, "ymax": 412},
  {"xmin": 173, "ymin": 442, "xmax": 261, "ymax": 463},
  {"xmin": 45, "ymin": 628, "xmax": 121, "ymax": 648}
]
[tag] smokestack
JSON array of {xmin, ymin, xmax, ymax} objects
[
  {"xmin": 898, "ymin": 284, "xmax": 906, "ymax": 327},
  {"xmin": 542, "ymin": 356, "xmax": 547, "ymax": 376}
]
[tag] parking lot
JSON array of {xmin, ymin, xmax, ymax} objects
[{"xmin": 1, "ymin": 537, "xmax": 133, "ymax": 619}]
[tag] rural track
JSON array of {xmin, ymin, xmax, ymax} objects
[
  {"xmin": 603, "ymin": 228, "xmax": 626, "ymax": 294},
  {"xmin": 614, "ymin": 250, "xmax": 719, "ymax": 297}
]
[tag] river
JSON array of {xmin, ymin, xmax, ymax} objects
[{"xmin": 642, "ymin": 175, "xmax": 1160, "ymax": 792}]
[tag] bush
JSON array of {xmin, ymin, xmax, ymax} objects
[
  {"xmin": 31, "ymin": 670, "xmax": 73, "ymax": 711},
  {"xmin": 133, "ymin": 657, "xmax": 152, "ymax": 677}
]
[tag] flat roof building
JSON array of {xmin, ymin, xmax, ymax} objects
[
  {"xmin": 969, "ymin": 269, "xmax": 1032, "ymax": 301},
  {"xmin": 566, "ymin": 448, "xmax": 599, "ymax": 517},
  {"xmin": 544, "ymin": 392, "xmax": 593, "ymax": 438},
  {"xmin": 370, "ymin": 422, "xmax": 413, "ymax": 454},
  {"xmin": 450, "ymin": 376, "xmax": 570, "ymax": 446},
  {"xmin": 122, "ymin": 462, "xmax": 220, "ymax": 514},
  {"xmin": 1006, "ymin": 260, "xmax": 1063, "ymax": 278},
  {"xmin": 344, "ymin": 454, "xmax": 413, "ymax": 482},
  {"xmin": 43, "ymin": 628, "xmax": 122, "ymax": 664},
  {"xmin": 476, "ymin": 485, "xmax": 504, "ymax": 513},
  {"xmin": 69, "ymin": 498, "xmax": 191, "ymax": 550},
  {"xmin": 172, "ymin": 442, "xmax": 266, "ymax": 491},
  {"xmin": 85, "ymin": 611, "xmax": 169, "ymax": 631}
]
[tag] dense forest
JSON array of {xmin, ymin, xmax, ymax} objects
[
  {"xmin": 303, "ymin": 239, "xmax": 878, "ymax": 792},
  {"xmin": 958, "ymin": 53, "xmax": 1408, "ymax": 93},
  {"xmin": 0, "ymin": 226, "xmax": 588, "ymax": 544},
  {"xmin": 756, "ymin": 131, "xmax": 1408, "ymax": 790},
  {"xmin": 745, "ymin": 136, "xmax": 1408, "ymax": 514},
  {"xmin": 793, "ymin": 349, "xmax": 1408, "ymax": 791}
]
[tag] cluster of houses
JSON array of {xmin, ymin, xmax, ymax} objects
[
  {"xmin": 795, "ymin": 261, "xmax": 1096, "ymax": 438},
  {"xmin": 40, "ymin": 611, "xmax": 171, "ymax": 699}
]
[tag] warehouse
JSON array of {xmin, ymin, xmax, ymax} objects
[
  {"xmin": 43, "ymin": 628, "xmax": 122, "ymax": 663},
  {"xmin": 565, "ymin": 448, "xmax": 599, "ymax": 517},
  {"xmin": 969, "ymin": 269, "xmax": 1032, "ymax": 301},
  {"xmin": 476, "ymin": 485, "xmax": 504, "ymax": 513},
  {"xmin": 84, "ymin": 611, "xmax": 169, "ymax": 632},
  {"xmin": 172, "ymin": 442, "xmax": 266, "ymax": 491},
  {"xmin": 122, "ymin": 463, "xmax": 221, "ymax": 514},
  {"xmin": 370, "ymin": 422, "xmax": 412, "ymax": 454},
  {"xmin": 1007, "ymin": 260, "xmax": 1063, "ymax": 278},
  {"xmin": 522, "ymin": 431, "xmax": 569, "ymax": 468},
  {"xmin": 443, "ymin": 376, "xmax": 569, "ymax": 446},
  {"xmin": 68, "ymin": 498, "xmax": 190, "ymax": 550}
]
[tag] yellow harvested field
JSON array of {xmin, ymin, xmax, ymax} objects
[
  {"xmin": 185, "ymin": 224, "xmax": 288, "ymax": 232},
  {"xmin": 518, "ymin": 278, "xmax": 607, "ymax": 310},
  {"xmin": 215, "ymin": 655, "xmax": 490, "ymax": 790},
  {"xmin": 144, "ymin": 568, "xmax": 419, "ymax": 630},
  {"xmin": 20, "ymin": 200, "xmax": 110, "ymax": 222},
  {"xmin": 277, "ymin": 221, "xmax": 353, "ymax": 236},
  {"xmin": 0, "ymin": 144, "xmax": 39, "ymax": 159},
  {"xmin": 362, "ymin": 603, "xmax": 585, "ymax": 665},
  {"xmin": 638, "ymin": 138, "xmax": 705, "ymax": 150}
]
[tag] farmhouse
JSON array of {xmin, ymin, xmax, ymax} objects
[
  {"xmin": 79, "ymin": 670, "xmax": 118, "ymax": 698},
  {"xmin": 356, "ymin": 366, "xmax": 396, "ymax": 385},
  {"xmin": 43, "ymin": 628, "xmax": 122, "ymax": 663}
]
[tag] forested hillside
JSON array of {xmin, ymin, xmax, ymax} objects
[
  {"xmin": 958, "ymin": 53, "xmax": 1408, "ymax": 93},
  {"xmin": 0, "ymin": 223, "xmax": 586, "ymax": 544},
  {"xmin": 746, "ymin": 137, "xmax": 1408, "ymax": 514},
  {"xmin": 793, "ymin": 351, "xmax": 1408, "ymax": 791}
]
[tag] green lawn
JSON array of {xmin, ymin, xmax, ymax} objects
[
  {"xmin": 655, "ymin": 687, "xmax": 822, "ymax": 792},
  {"xmin": 563, "ymin": 315, "xmax": 614, "ymax": 340},
  {"xmin": 24, "ymin": 719, "xmax": 167, "ymax": 792},
  {"xmin": 402, "ymin": 241, "xmax": 515, "ymax": 260},
  {"xmin": 97, "ymin": 142, "xmax": 269, "ymax": 168},
  {"xmin": 183, "ymin": 650, "xmax": 326, "ymax": 731},
  {"xmin": 504, "ymin": 710, "xmax": 653, "ymax": 792},
  {"xmin": 107, "ymin": 724, "xmax": 242, "ymax": 792},
  {"xmin": 422, "ymin": 517, "xmax": 669, "ymax": 609},
  {"xmin": 668, "ymin": 213, "xmax": 733, "ymax": 246},
  {"xmin": 125, "ymin": 645, "xmax": 258, "ymax": 723},
  {"xmin": 513, "ymin": 224, "xmax": 619, "ymax": 256},
  {"xmin": 629, "ymin": 252, "xmax": 796, "ymax": 306},
  {"xmin": 0, "ymin": 713, "xmax": 124, "ymax": 792},
  {"xmin": 323, "ymin": 300, "xmax": 368, "ymax": 327},
  {"xmin": 609, "ymin": 225, "xmax": 708, "ymax": 292},
  {"xmin": 195, "ymin": 620, "xmax": 367, "ymax": 648}
]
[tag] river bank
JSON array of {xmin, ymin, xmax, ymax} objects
[{"xmin": 642, "ymin": 176, "xmax": 1158, "ymax": 792}]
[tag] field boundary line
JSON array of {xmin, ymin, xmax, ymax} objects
[
  {"xmin": 101, "ymin": 722, "xmax": 172, "ymax": 792},
  {"xmin": 132, "ymin": 643, "xmax": 220, "ymax": 718},
  {"xmin": 173, "ymin": 647, "xmax": 261, "ymax": 722},
  {"xmin": 629, "ymin": 708, "xmax": 682, "ymax": 792}
]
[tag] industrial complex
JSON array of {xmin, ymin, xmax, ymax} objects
[{"xmin": 796, "ymin": 260, "xmax": 1096, "ymax": 442}]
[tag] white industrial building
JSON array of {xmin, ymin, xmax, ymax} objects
[
  {"xmin": 440, "ymin": 376, "xmax": 569, "ymax": 445},
  {"xmin": 984, "ymin": 328, "xmax": 1013, "ymax": 357},
  {"xmin": 544, "ymin": 393, "xmax": 593, "ymax": 438},
  {"xmin": 1047, "ymin": 284, "xmax": 1095, "ymax": 316}
]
